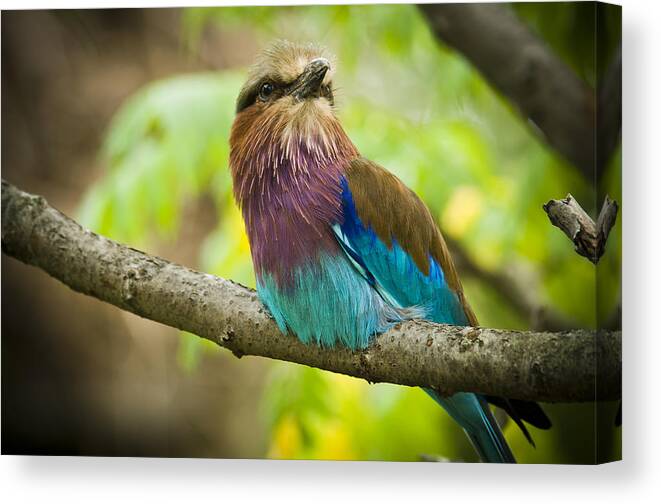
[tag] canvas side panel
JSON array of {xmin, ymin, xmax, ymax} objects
[{"xmin": 596, "ymin": 0, "xmax": 622, "ymax": 465}]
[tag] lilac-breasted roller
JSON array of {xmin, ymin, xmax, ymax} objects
[{"xmin": 229, "ymin": 41, "xmax": 550, "ymax": 463}]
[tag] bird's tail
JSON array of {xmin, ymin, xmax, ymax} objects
[{"xmin": 424, "ymin": 388, "xmax": 515, "ymax": 463}]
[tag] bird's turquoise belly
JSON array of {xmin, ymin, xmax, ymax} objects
[{"xmin": 256, "ymin": 252, "xmax": 404, "ymax": 350}]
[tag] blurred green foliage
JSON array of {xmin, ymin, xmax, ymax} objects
[{"xmin": 78, "ymin": 3, "xmax": 621, "ymax": 463}]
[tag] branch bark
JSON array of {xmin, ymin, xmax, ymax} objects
[
  {"xmin": 1, "ymin": 180, "xmax": 621, "ymax": 403},
  {"xmin": 419, "ymin": 3, "xmax": 598, "ymax": 179}
]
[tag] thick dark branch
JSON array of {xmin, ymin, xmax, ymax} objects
[
  {"xmin": 419, "ymin": 3, "xmax": 597, "ymax": 179},
  {"xmin": 1, "ymin": 180, "xmax": 621, "ymax": 402},
  {"xmin": 598, "ymin": 45, "xmax": 622, "ymax": 175},
  {"xmin": 543, "ymin": 194, "xmax": 619, "ymax": 264}
]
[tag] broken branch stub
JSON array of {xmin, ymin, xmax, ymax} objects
[{"xmin": 543, "ymin": 194, "xmax": 619, "ymax": 264}]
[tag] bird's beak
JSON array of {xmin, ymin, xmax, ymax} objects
[{"xmin": 286, "ymin": 58, "xmax": 330, "ymax": 100}]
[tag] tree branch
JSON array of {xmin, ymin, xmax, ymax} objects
[
  {"xmin": 543, "ymin": 194, "xmax": 619, "ymax": 264},
  {"xmin": 419, "ymin": 3, "xmax": 598, "ymax": 179},
  {"xmin": 1, "ymin": 180, "xmax": 621, "ymax": 402}
]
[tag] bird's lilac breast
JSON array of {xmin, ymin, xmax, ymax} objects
[{"xmin": 238, "ymin": 147, "xmax": 347, "ymax": 287}]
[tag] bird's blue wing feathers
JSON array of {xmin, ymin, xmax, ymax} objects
[{"xmin": 333, "ymin": 177, "xmax": 470, "ymax": 326}]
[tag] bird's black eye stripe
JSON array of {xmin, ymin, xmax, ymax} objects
[
  {"xmin": 236, "ymin": 79, "xmax": 279, "ymax": 112},
  {"xmin": 259, "ymin": 81, "xmax": 275, "ymax": 101},
  {"xmin": 236, "ymin": 77, "xmax": 333, "ymax": 113}
]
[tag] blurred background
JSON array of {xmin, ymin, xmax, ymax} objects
[{"xmin": 2, "ymin": 3, "xmax": 621, "ymax": 463}]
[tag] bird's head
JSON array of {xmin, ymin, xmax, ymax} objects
[
  {"xmin": 230, "ymin": 40, "xmax": 357, "ymax": 203},
  {"xmin": 235, "ymin": 40, "xmax": 336, "ymax": 115}
]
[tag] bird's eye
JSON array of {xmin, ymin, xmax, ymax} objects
[{"xmin": 259, "ymin": 82, "xmax": 274, "ymax": 100}]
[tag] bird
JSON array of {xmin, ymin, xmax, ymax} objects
[{"xmin": 229, "ymin": 40, "xmax": 551, "ymax": 463}]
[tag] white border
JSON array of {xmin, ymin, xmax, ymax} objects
[{"xmin": 2, "ymin": 1, "xmax": 658, "ymax": 503}]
